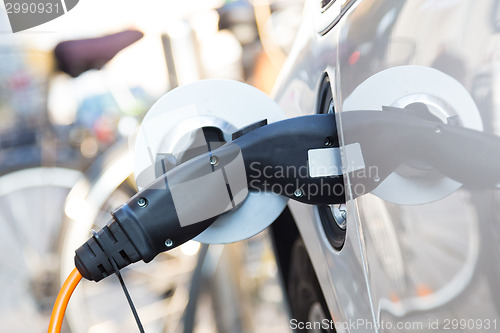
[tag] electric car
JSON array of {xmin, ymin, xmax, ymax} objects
[
  {"xmin": 270, "ymin": 0, "xmax": 500, "ymax": 331},
  {"xmin": 51, "ymin": 1, "xmax": 500, "ymax": 332}
]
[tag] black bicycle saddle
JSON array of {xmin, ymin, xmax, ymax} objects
[{"xmin": 54, "ymin": 29, "xmax": 143, "ymax": 77}]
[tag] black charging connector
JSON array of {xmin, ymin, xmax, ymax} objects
[
  {"xmin": 75, "ymin": 114, "xmax": 343, "ymax": 281},
  {"xmin": 75, "ymin": 109, "xmax": 500, "ymax": 282}
]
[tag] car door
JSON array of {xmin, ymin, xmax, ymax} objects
[
  {"xmin": 274, "ymin": 0, "xmax": 500, "ymax": 332},
  {"xmin": 338, "ymin": 0, "xmax": 500, "ymax": 331}
]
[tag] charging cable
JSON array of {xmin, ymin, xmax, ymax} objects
[
  {"xmin": 48, "ymin": 268, "xmax": 82, "ymax": 333},
  {"xmin": 49, "ymin": 109, "xmax": 500, "ymax": 333}
]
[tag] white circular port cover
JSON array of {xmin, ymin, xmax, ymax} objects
[
  {"xmin": 343, "ymin": 66, "xmax": 483, "ymax": 205},
  {"xmin": 134, "ymin": 80, "xmax": 287, "ymax": 243}
]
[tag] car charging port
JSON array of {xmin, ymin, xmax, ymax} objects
[{"xmin": 316, "ymin": 73, "xmax": 347, "ymax": 250}]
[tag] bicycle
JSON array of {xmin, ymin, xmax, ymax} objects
[{"xmin": 0, "ymin": 29, "xmax": 146, "ymax": 333}]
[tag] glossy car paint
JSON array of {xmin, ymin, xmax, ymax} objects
[{"xmin": 273, "ymin": 0, "xmax": 500, "ymax": 331}]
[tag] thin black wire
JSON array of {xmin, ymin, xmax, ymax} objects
[
  {"xmin": 182, "ymin": 243, "xmax": 209, "ymax": 333},
  {"xmin": 91, "ymin": 229, "xmax": 145, "ymax": 333}
]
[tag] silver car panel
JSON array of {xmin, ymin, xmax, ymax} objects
[{"xmin": 274, "ymin": 0, "xmax": 500, "ymax": 332}]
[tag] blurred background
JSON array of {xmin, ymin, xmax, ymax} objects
[{"xmin": 0, "ymin": 0, "xmax": 305, "ymax": 332}]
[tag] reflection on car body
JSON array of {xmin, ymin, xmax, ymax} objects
[{"xmin": 272, "ymin": 0, "xmax": 500, "ymax": 331}]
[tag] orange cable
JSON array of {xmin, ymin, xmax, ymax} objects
[{"xmin": 48, "ymin": 268, "xmax": 82, "ymax": 333}]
